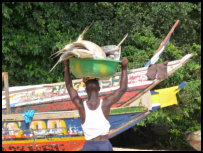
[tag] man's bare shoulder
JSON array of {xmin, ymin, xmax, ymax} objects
[{"xmin": 102, "ymin": 97, "xmax": 112, "ymax": 108}]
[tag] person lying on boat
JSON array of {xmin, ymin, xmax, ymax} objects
[{"xmin": 64, "ymin": 57, "xmax": 128, "ymax": 151}]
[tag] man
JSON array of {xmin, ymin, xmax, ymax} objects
[{"xmin": 64, "ymin": 57, "xmax": 128, "ymax": 151}]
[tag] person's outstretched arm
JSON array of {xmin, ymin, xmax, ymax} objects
[
  {"xmin": 64, "ymin": 60, "xmax": 83, "ymax": 109},
  {"xmin": 103, "ymin": 57, "xmax": 128, "ymax": 107}
]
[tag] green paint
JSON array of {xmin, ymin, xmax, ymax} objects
[
  {"xmin": 110, "ymin": 106, "xmax": 147, "ymax": 115},
  {"xmin": 52, "ymin": 87, "xmax": 57, "ymax": 92},
  {"xmin": 101, "ymin": 80, "xmax": 111, "ymax": 88},
  {"xmin": 111, "ymin": 76, "xmax": 120, "ymax": 86},
  {"xmin": 58, "ymin": 85, "xmax": 65, "ymax": 91},
  {"xmin": 73, "ymin": 82, "xmax": 81, "ymax": 88}
]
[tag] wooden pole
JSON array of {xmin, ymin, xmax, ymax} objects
[{"xmin": 3, "ymin": 72, "xmax": 11, "ymax": 114}]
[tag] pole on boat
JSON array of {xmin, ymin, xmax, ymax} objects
[
  {"xmin": 2, "ymin": 72, "xmax": 11, "ymax": 114},
  {"xmin": 145, "ymin": 20, "xmax": 180, "ymax": 67}
]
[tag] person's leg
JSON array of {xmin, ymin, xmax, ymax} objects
[
  {"xmin": 96, "ymin": 140, "xmax": 113, "ymax": 151},
  {"xmin": 82, "ymin": 141, "xmax": 97, "ymax": 151}
]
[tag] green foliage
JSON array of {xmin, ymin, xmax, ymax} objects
[
  {"xmin": 2, "ymin": 2, "xmax": 201, "ymax": 150},
  {"xmin": 135, "ymin": 80, "xmax": 201, "ymax": 149},
  {"xmin": 2, "ymin": 2, "xmax": 201, "ymax": 86}
]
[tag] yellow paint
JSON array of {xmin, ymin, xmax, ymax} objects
[
  {"xmin": 9, "ymin": 94, "xmax": 17, "ymax": 99},
  {"xmin": 49, "ymin": 120, "xmax": 67, "ymax": 134},
  {"xmin": 73, "ymin": 82, "xmax": 85, "ymax": 89},
  {"xmin": 79, "ymin": 82, "xmax": 85, "ymax": 88},
  {"xmin": 30, "ymin": 120, "xmax": 46, "ymax": 130},
  {"xmin": 6, "ymin": 123, "xmax": 23, "ymax": 138},
  {"xmin": 75, "ymin": 61, "xmax": 82, "ymax": 75},
  {"xmin": 151, "ymin": 86, "xmax": 180, "ymax": 108},
  {"xmin": 3, "ymin": 140, "xmax": 34, "ymax": 144},
  {"xmin": 34, "ymin": 92, "xmax": 43, "ymax": 98},
  {"xmin": 2, "ymin": 136, "xmax": 85, "ymax": 144},
  {"xmin": 100, "ymin": 66, "xmax": 107, "ymax": 76},
  {"xmin": 2, "ymin": 94, "xmax": 17, "ymax": 101},
  {"xmin": 18, "ymin": 122, "xmax": 21, "ymax": 127},
  {"xmin": 61, "ymin": 120, "xmax": 67, "ymax": 134}
]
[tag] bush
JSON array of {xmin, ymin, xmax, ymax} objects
[{"xmin": 134, "ymin": 80, "xmax": 201, "ymax": 149}]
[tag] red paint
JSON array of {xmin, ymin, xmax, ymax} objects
[
  {"xmin": 2, "ymin": 140, "xmax": 85, "ymax": 151},
  {"xmin": 2, "ymin": 84, "xmax": 150, "ymax": 114}
]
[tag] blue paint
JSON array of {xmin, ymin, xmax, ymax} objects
[
  {"xmin": 178, "ymin": 81, "xmax": 186, "ymax": 90},
  {"xmin": 145, "ymin": 60, "xmax": 152, "ymax": 67},
  {"xmin": 109, "ymin": 106, "xmax": 160, "ymax": 139},
  {"xmin": 151, "ymin": 106, "xmax": 160, "ymax": 112},
  {"xmin": 2, "ymin": 112, "xmax": 145, "ymax": 139},
  {"xmin": 151, "ymin": 81, "xmax": 186, "ymax": 95},
  {"xmin": 150, "ymin": 90, "xmax": 159, "ymax": 94}
]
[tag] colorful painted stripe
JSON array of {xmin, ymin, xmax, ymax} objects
[
  {"xmin": 2, "ymin": 136, "xmax": 85, "ymax": 145},
  {"xmin": 145, "ymin": 20, "xmax": 180, "ymax": 67}
]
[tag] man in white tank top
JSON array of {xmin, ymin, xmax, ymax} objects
[{"xmin": 64, "ymin": 57, "xmax": 128, "ymax": 151}]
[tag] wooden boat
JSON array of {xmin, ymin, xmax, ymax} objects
[
  {"xmin": 2, "ymin": 53, "xmax": 192, "ymax": 151},
  {"xmin": 2, "ymin": 82, "xmax": 186, "ymax": 151},
  {"xmin": 2, "ymin": 53, "xmax": 193, "ymax": 114},
  {"xmin": 185, "ymin": 130, "xmax": 201, "ymax": 151},
  {"xmin": 2, "ymin": 20, "xmax": 193, "ymax": 151}
]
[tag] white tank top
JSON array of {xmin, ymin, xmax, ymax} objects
[{"xmin": 81, "ymin": 99, "xmax": 111, "ymax": 140}]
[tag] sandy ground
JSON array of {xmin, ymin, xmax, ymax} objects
[{"xmin": 113, "ymin": 147, "xmax": 167, "ymax": 151}]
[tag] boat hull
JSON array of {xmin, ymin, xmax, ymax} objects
[
  {"xmin": 2, "ymin": 109, "xmax": 150, "ymax": 151},
  {"xmin": 2, "ymin": 54, "xmax": 193, "ymax": 114}
]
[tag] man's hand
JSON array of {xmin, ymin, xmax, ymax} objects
[{"xmin": 120, "ymin": 57, "xmax": 128, "ymax": 67}]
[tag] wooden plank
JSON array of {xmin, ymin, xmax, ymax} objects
[
  {"xmin": 2, "ymin": 106, "xmax": 147, "ymax": 121},
  {"xmin": 2, "ymin": 110, "xmax": 79, "ymax": 121},
  {"xmin": 2, "ymin": 72, "xmax": 7, "ymax": 81},
  {"xmin": 145, "ymin": 20, "xmax": 180, "ymax": 67},
  {"xmin": 3, "ymin": 72, "xmax": 11, "ymax": 114}
]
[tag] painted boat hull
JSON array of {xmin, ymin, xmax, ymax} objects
[
  {"xmin": 2, "ymin": 54, "xmax": 193, "ymax": 114},
  {"xmin": 185, "ymin": 130, "xmax": 201, "ymax": 151},
  {"xmin": 2, "ymin": 83, "xmax": 183, "ymax": 151},
  {"xmin": 2, "ymin": 109, "xmax": 150, "ymax": 151}
]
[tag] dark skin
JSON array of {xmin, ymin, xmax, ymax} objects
[{"xmin": 64, "ymin": 57, "xmax": 128, "ymax": 141}]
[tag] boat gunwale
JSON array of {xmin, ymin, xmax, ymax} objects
[
  {"xmin": 2, "ymin": 55, "xmax": 190, "ymax": 96},
  {"xmin": 2, "ymin": 106, "xmax": 148, "ymax": 122}
]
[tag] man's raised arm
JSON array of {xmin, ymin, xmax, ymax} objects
[
  {"xmin": 64, "ymin": 60, "xmax": 83, "ymax": 109},
  {"xmin": 103, "ymin": 57, "xmax": 128, "ymax": 107}
]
